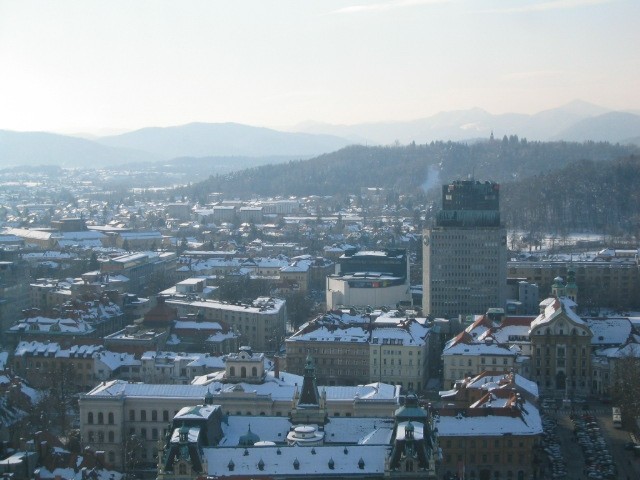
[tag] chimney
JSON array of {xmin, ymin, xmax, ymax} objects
[
  {"xmin": 274, "ymin": 356, "xmax": 280, "ymax": 379},
  {"xmin": 95, "ymin": 450, "xmax": 105, "ymax": 467}
]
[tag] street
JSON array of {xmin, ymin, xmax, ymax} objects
[{"xmin": 543, "ymin": 403, "xmax": 640, "ymax": 480}]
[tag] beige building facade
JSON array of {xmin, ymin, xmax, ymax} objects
[
  {"xmin": 78, "ymin": 377, "xmax": 400, "ymax": 470},
  {"xmin": 529, "ymin": 297, "xmax": 593, "ymax": 397},
  {"xmin": 165, "ymin": 296, "xmax": 286, "ymax": 353}
]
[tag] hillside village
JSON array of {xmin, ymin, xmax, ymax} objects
[{"xmin": 0, "ymin": 167, "xmax": 640, "ymax": 480}]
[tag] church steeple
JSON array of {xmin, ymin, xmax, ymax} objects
[
  {"xmin": 298, "ymin": 355, "xmax": 320, "ymax": 406},
  {"xmin": 290, "ymin": 355, "xmax": 327, "ymax": 425}
]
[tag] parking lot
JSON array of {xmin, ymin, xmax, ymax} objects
[{"xmin": 540, "ymin": 401, "xmax": 640, "ymax": 480}]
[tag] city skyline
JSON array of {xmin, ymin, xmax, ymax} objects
[{"xmin": 1, "ymin": 0, "xmax": 639, "ymax": 134}]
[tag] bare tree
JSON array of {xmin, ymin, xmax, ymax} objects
[{"xmin": 611, "ymin": 347, "xmax": 640, "ymax": 428}]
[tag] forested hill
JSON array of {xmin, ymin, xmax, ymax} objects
[
  {"xmin": 185, "ymin": 139, "xmax": 638, "ymax": 199},
  {"xmin": 502, "ymin": 155, "xmax": 640, "ymax": 236}
]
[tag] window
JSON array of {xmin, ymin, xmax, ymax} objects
[
  {"xmin": 152, "ymin": 410, "xmax": 157, "ymax": 421},
  {"xmin": 163, "ymin": 410, "xmax": 169, "ymax": 422},
  {"xmin": 88, "ymin": 412, "xmax": 94, "ymax": 424},
  {"xmin": 98, "ymin": 412, "xmax": 104, "ymax": 424},
  {"xmin": 108, "ymin": 412, "xmax": 114, "ymax": 424},
  {"xmin": 141, "ymin": 410, "xmax": 147, "ymax": 421},
  {"xmin": 129, "ymin": 410, "xmax": 135, "ymax": 421},
  {"xmin": 108, "ymin": 431, "xmax": 114, "ymax": 443}
]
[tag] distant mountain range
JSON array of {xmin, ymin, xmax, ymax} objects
[
  {"xmin": 1, "ymin": 100, "xmax": 639, "ymax": 168},
  {"xmin": 0, "ymin": 123, "xmax": 351, "ymax": 168},
  {"xmin": 292, "ymin": 100, "xmax": 640, "ymax": 145},
  {"xmin": 95, "ymin": 122, "xmax": 350, "ymax": 160}
]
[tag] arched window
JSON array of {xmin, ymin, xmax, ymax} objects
[
  {"xmin": 152, "ymin": 410, "xmax": 157, "ymax": 421},
  {"xmin": 108, "ymin": 412, "xmax": 114, "ymax": 424},
  {"xmin": 98, "ymin": 412, "xmax": 104, "ymax": 424},
  {"xmin": 252, "ymin": 366, "xmax": 258, "ymax": 377},
  {"xmin": 230, "ymin": 366, "xmax": 236, "ymax": 377},
  {"xmin": 141, "ymin": 410, "xmax": 147, "ymax": 421},
  {"xmin": 88, "ymin": 412, "xmax": 94, "ymax": 424},
  {"xmin": 241, "ymin": 366, "xmax": 247, "ymax": 378},
  {"xmin": 179, "ymin": 464, "xmax": 187, "ymax": 475}
]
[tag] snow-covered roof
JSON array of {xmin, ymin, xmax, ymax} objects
[
  {"xmin": 464, "ymin": 373, "xmax": 538, "ymax": 398},
  {"xmin": 443, "ymin": 342, "xmax": 516, "ymax": 357},
  {"xmin": 218, "ymin": 416, "xmax": 291, "ymax": 446},
  {"xmin": 166, "ymin": 296, "xmax": 285, "ymax": 314},
  {"xmin": 202, "ymin": 444, "xmax": 388, "ymax": 477},
  {"xmin": 85, "ymin": 378, "xmax": 398, "ymax": 403},
  {"xmin": 0, "ymin": 351, "xmax": 8, "ymax": 370},
  {"xmin": 14, "ymin": 341, "xmax": 103, "ymax": 358},
  {"xmin": 34, "ymin": 466, "xmax": 123, "ymax": 480},
  {"xmin": 530, "ymin": 297, "xmax": 586, "ymax": 332},
  {"xmin": 288, "ymin": 326, "xmax": 369, "ymax": 343},
  {"xmin": 595, "ymin": 342, "xmax": 640, "ymax": 359},
  {"xmin": 436, "ymin": 401, "xmax": 542, "ymax": 437},
  {"xmin": 174, "ymin": 320, "xmax": 223, "ymax": 330},
  {"xmin": 370, "ymin": 322, "xmax": 430, "ymax": 347},
  {"xmin": 485, "ymin": 323, "xmax": 531, "ymax": 344},
  {"xmin": 587, "ymin": 318, "xmax": 632, "ymax": 345}
]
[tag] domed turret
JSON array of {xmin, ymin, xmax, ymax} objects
[{"xmin": 238, "ymin": 424, "xmax": 260, "ymax": 447}]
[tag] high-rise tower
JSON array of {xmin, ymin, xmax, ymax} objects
[{"xmin": 422, "ymin": 180, "xmax": 507, "ymax": 318}]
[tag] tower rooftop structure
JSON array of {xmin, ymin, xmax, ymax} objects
[{"xmin": 436, "ymin": 180, "xmax": 501, "ymax": 227}]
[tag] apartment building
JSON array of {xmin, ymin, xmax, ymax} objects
[
  {"xmin": 165, "ymin": 296, "xmax": 286, "ymax": 352},
  {"xmin": 286, "ymin": 311, "xmax": 432, "ymax": 390},
  {"xmin": 436, "ymin": 386, "xmax": 542, "ymax": 480},
  {"xmin": 508, "ymin": 260, "xmax": 640, "ymax": 309}
]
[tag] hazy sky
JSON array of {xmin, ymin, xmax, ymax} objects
[{"xmin": 1, "ymin": 0, "xmax": 639, "ymax": 133}]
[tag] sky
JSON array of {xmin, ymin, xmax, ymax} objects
[{"xmin": 1, "ymin": 0, "xmax": 639, "ymax": 134}]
